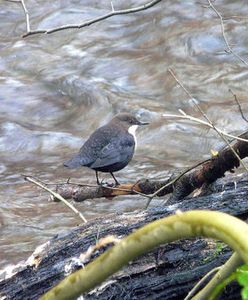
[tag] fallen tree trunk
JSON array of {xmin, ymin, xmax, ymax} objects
[{"xmin": 1, "ymin": 173, "xmax": 248, "ymax": 300}]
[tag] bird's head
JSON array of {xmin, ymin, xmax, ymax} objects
[{"xmin": 112, "ymin": 113, "xmax": 149, "ymax": 135}]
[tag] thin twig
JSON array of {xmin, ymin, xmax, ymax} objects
[
  {"xmin": 20, "ymin": 0, "xmax": 30, "ymax": 32},
  {"xmin": 187, "ymin": 104, "xmax": 244, "ymax": 173},
  {"xmin": 6, "ymin": 0, "xmax": 163, "ymax": 37},
  {"xmin": 163, "ymin": 112, "xmax": 248, "ymax": 143},
  {"xmin": 5, "ymin": 0, "xmax": 30, "ymax": 32},
  {"xmin": 28, "ymin": 175, "xmax": 142, "ymax": 194},
  {"xmin": 229, "ymin": 89, "xmax": 248, "ymax": 123},
  {"xmin": 110, "ymin": 1, "xmax": 115, "ymax": 12},
  {"xmin": 184, "ymin": 266, "xmax": 221, "ymax": 300},
  {"xmin": 168, "ymin": 68, "xmax": 193, "ymax": 100},
  {"xmin": 223, "ymin": 15, "xmax": 248, "ymax": 20},
  {"xmin": 145, "ymin": 158, "xmax": 211, "ymax": 208},
  {"xmin": 168, "ymin": 68, "xmax": 248, "ymax": 172},
  {"xmin": 206, "ymin": 0, "xmax": 248, "ymax": 66},
  {"xmin": 24, "ymin": 175, "xmax": 87, "ymax": 223}
]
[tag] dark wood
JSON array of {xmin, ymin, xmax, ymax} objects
[
  {"xmin": 168, "ymin": 131, "xmax": 248, "ymax": 204},
  {"xmin": 1, "ymin": 174, "xmax": 248, "ymax": 300}
]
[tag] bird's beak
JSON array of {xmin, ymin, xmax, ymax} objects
[{"xmin": 138, "ymin": 121, "xmax": 149, "ymax": 125}]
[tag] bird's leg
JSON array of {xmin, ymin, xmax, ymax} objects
[
  {"xmin": 110, "ymin": 172, "xmax": 120, "ymax": 186},
  {"xmin": 95, "ymin": 171, "xmax": 109, "ymax": 186},
  {"xmin": 95, "ymin": 171, "xmax": 100, "ymax": 185}
]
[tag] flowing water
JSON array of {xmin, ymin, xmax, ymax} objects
[{"xmin": 0, "ymin": 0, "xmax": 248, "ymax": 269}]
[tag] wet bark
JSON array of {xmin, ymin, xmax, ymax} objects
[{"xmin": 1, "ymin": 174, "xmax": 248, "ymax": 300}]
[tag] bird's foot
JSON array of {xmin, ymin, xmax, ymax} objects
[
  {"xmin": 107, "ymin": 182, "xmax": 116, "ymax": 188},
  {"xmin": 98, "ymin": 178, "xmax": 112, "ymax": 187},
  {"xmin": 99, "ymin": 180, "xmax": 119, "ymax": 188}
]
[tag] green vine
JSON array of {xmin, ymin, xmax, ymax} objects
[
  {"xmin": 208, "ymin": 264, "xmax": 248, "ymax": 300},
  {"xmin": 40, "ymin": 210, "xmax": 248, "ymax": 300}
]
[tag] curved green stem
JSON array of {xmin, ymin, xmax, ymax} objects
[
  {"xmin": 40, "ymin": 210, "xmax": 248, "ymax": 300},
  {"xmin": 192, "ymin": 252, "xmax": 243, "ymax": 300}
]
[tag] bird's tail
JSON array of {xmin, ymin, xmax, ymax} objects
[{"xmin": 64, "ymin": 154, "xmax": 82, "ymax": 169}]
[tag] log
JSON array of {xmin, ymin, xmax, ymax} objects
[{"xmin": 1, "ymin": 173, "xmax": 248, "ymax": 300}]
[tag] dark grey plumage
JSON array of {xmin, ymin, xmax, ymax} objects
[{"xmin": 64, "ymin": 113, "xmax": 148, "ymax": 185}]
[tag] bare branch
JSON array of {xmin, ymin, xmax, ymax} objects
[
  {"xmin": 206, "ymin": 0, "xmax": 248, "ymax": 66},
  {"xmin": 168, "ymin": 68, "xmax": 248, "ymax": 172},
  {"xmin": 23, "ymin": 175, "xmax": 88, "ymax": 223},
  {"xmin": 6, "ymin": 0, "xmax": 163, "ymax": 37},
  {"xmin": 20, "ymin": 0, "xmax": 30, "ymax": 32},
  {"xmin": 5, "ymin": 0, "xmax": 30, "ymax": 32},
  {"xmin": 146, "ymin": 158, "xmax": 211, "ymax": 208},
  {"xmin": 110, "ymin": 1, "xmax": 115, "ymax": 12},
  {"xmin": 163, "ymin": 111, "xmax": 248, "ymax": 143},
  {"xmin": 229, "ymin": 89, "xmax": 248, "ymax": 123}
]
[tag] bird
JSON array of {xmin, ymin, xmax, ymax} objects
[{"xmin": 64, "ymin": 113, "xmax": 149, "ymax": 186}]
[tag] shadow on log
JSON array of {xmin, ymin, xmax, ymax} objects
[{"xmin": 1, "ymin": 173, "xmax": 248, "ymax": 299}]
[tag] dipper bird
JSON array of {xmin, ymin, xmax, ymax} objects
[{"xmin": 64, "ymin": 113, "xmax": 148, "ymax": 185}]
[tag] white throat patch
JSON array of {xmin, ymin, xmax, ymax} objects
[{"xmin": 128, "ymin": 125, "xmax": 138, "ymax": 147}]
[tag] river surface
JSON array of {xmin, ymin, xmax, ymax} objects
[{"xmin": 0, "ymin": 0, "xmax": 248, "ymax": 269}]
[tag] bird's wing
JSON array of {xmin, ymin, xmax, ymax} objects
[
  {"xmin": 64, "ymin": 153, "xmax": 82, "ymax": 168},
  {"xmin": 90, "ymin": 135, "xmax": 135, "ymax": 169}
]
